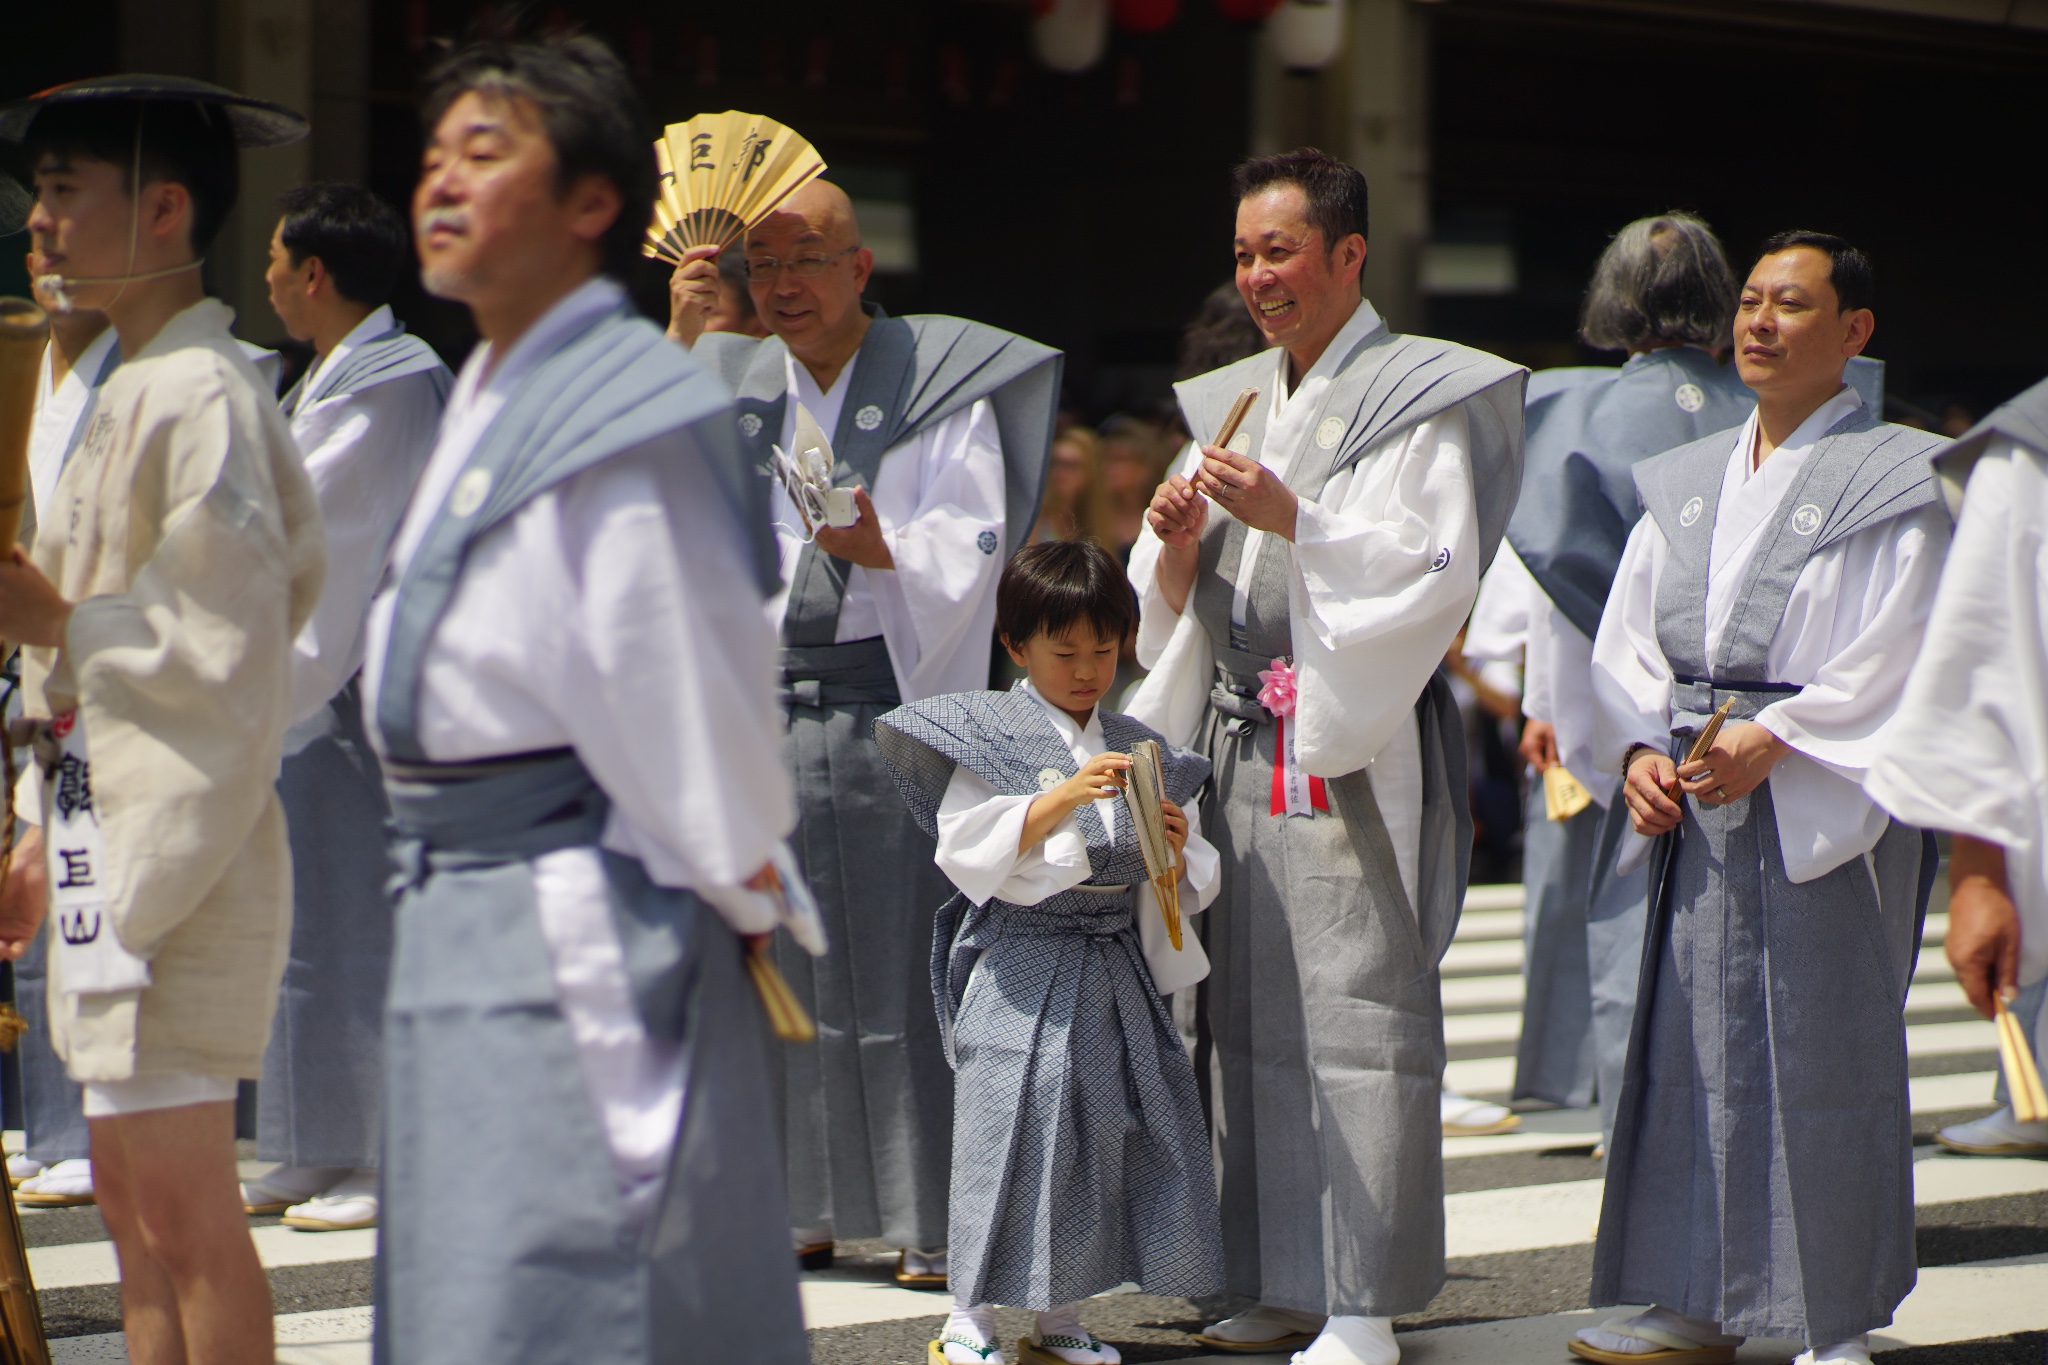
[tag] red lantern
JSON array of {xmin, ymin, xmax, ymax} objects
[
  {"xmin": 1216, "ymin": 0, "xmax": 1284, "ymax": 20},
  {"xmin": 1114, "ymin": 0, "xmax": 1179, "ymax": 32}
]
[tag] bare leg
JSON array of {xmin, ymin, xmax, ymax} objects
[{"xmin": 90, "ymin": 1102, "xmax": 273, "ymax": 1365}]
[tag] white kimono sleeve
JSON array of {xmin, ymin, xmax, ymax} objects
[
  {"xmin": 287, "ymin": 377, "xmax": 442, "ymax": 724},
  {"xmin": 1589, "ymin": 515, "xmax": 1678, "ymax": 775},
  {"xmin": 867, "ymin": 400, "xmax": 1006, "ymax": 703}
]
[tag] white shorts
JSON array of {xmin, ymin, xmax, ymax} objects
[{"xmin": 81, "ymin": 1073, "xmax": 239, "ymax": 1118}]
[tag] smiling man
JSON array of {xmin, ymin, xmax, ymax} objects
[
  {"xmin": 363, "ymin": 37, "xmax": 807, "ymax": 1364},
  {"xmin": 1579, "ymin": 234, "xmax": 1950, "ymax": 1365},
  {"xmin": 681, "ymin": 180, "xmax": 1060, "ymax": 1285},
  {"xmin": 1128, "ymin": 147, "xmax": 1525, "ymax": 1365}
]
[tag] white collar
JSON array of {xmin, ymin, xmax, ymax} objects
[
  {"xmin": 41, "ymin": 326, "xmax": 118, "ymax": 402},
  {"xmin": 1734, "ymin": 383, "xmax": 1863, "ymax": 479},
  {"xmin": 303, "ymin": 304, "xmax": 396, "ymax": 394},
  {"xmin": 458, "ymin": 275, "xmax": 624, "ymax": 411},
  {"xmin": 1274, "ymin": 295, "xmax": 1384, "ymax": 412}
]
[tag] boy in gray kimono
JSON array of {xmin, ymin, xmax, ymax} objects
[{"xmin": 875, "ymin": 541, "xmax": 1223, "ymax": 1365}]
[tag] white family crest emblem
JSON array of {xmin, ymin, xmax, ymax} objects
[
  {"xmin": 1315, "ymin": 416, "xmax": 1345, "ymax": 450},
  {"xmin": 977, "ymin": 530, "xmax": 998, "ymax": 554},
  {"xmin": 1679, "ymin": 496, "xmax": 1705, "ymax": 528},
  {"xmin": 854, "ymin": 404, "xmax": 885, "ymax": 432},
  {"xmin": 1790, "ymin": 503, "xmax": 1823, "ymax": 536},
  {"xmin": 1227, "ymin": 429, "xmax": 1251, "ymax": 454},
  {"xmin": 1037, "ymin": 768, "xmax": 1062, "ymax": 792},
  {"xmin": 1674, "ymin": 383, "xmax": 1705, "ymax": 413},
  {"xmin": 737, "ymin": 412, "xmax": 763, "ymax": 438},
  {"xmin": 448, "ymin": 468, "xmax": 492, "ymax": 519}
]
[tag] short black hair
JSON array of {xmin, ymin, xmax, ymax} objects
[
  {"xmin": 1756, "ymin": 230, "xmax": 1873, "ymax": 313},
  {"xmin": 423, "ymin": 36, "xmax": 655, "ymax": 280},
  {"xmin": 997, "ymin": 540, "xmax": 1135, "ymax": 649},
  {"xmin": 278, "ymin": 183, "xmax": 409, "ymax": 307},
  {"xmin": 1231, "ymin": 147, "xmax": 1369, "ymax": 289},
  {"xmin": 24, "ymin": 98, "xmax": 238, "ymax": 252},
  {"xmin": 1579, "ymin": 212, "xmax": 1738, "ymax": 352}
]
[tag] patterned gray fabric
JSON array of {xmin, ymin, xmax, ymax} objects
[
  {"xmin": 374, "ymin": 303, "xmax": 762, "ymax": 762},
  {"xmin": 280, "ymin": 325, "xmax": 450, "ymax": 419},
  {"xmin": 1931, "ymin": 375, "xmax": 2048, "ymax": 516},
  {"xmin": 1511, "ymin": 788, "xmax": 1596, "ymax": 1108},
  {"xmin": 773, "ymin": 638, "xmax": 954, "ymax": 1250},
  {"xmin": 1507, "ymin": 348, "xmax": 1754, "ymax": 639},
  {"xmin": 375, "ymin": 753, "xmax": 805, "ymax": 1365},
  {"xmin": 1584, "ymin": 793, "xmax": 1649, "ymax": 1149},
  {"xmin": 1592, "ymin": 408, "xmax": 1941, "ymax": 1343},
  {"xmin": 261, "ymin": 681, "xmax": 393, "ymax": 1167},
  {"xmin": 695, "ymin": 307, "xmax": 1062, "ymax": 641},
  {"xmin": 872, "ymin": 689, "xmax": 1219, "ymax": 1310},
  {"xmin": 1171, "ymin": 325, "xmax": 1513, "ymax": 1316}
]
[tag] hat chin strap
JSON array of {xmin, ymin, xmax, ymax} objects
[{"xmin": 33, "ymin": 259, "xmax": 202, "ymax": 314}]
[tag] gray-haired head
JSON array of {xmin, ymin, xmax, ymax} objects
[{"xmin": 1578, "ymin": 212, "xmax": 1738, "ymax": 353}]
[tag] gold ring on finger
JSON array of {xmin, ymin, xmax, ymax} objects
[{"xmin": 1715, "ymin": 786, "xmax": 1728, "ymax": 801}]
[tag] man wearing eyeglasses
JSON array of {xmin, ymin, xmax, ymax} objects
[{"xmin": 682, "ymin": 179, "xmax": 1061, "ymax": 1286}]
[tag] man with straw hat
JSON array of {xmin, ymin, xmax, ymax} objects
[
  {"xmin": 1868, "ymin": 378, "xmax": 2048, "ymax": 1157},
  {"xmin": 365, "ymin": 36, "xmax": 806, "ymax": 1362},
  {"xmin": 1579, "ymin": 233, "xmax": 1949, "ymax": 1365},
  {"xmin": 0, "ymin": 74, "xmax": 324, "ymax": 1362},
  {"xmin": 679, "ymin": 179, "xmax": 1061, "ymax": 1285}
]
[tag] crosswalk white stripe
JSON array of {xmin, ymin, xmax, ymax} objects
[
  {"xmin": 50, "ymin": 1306, "xmax": 374, "ymax": 1363},
  {"xmin": 29, "ymin": 1225, "xmax": 376, "ymax": 1291}
]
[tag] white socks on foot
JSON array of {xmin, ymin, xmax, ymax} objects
[
  {"xmin": 1795, "ymin": 1336, "xmax": 1871, "ymax": 1365},
  {"xmin": 1575, "ymin": 1306, "xmax": 1743, "ymax": 1355},
  {"xmin": 1295, "ymin": 1316, "xmax": 1398, "ymax": 1365},
  {"xmin": 941, "ymin": 1301, "xmax": 1005, "ymax": 1364},
  {"xmin": 1205, "ymin": 1305, "xmax": 1328, "ymax": 1343},
  {"xmin": 1030, "ymin": 1302, "xmax": 1119, "ymax": 1364}
]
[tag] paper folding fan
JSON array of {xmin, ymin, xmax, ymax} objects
[
  {"xmin": 1542, "ymin": 765, "xmax": 1593, "ymax": 823},
  {"xmin": 645, "ymin": 111, "xmax": 826, "ymax": 265},
  {"xmin": 1121, "ymin": 740, "xmax": 1184, "ymax": 951},
  {"xmin": 1996, "ymin": 996, "xmax": 2048, "ymax": 1123},
  {"xmin": 1685, "ymin": 697, "xmax": 1736, "ymax": 766}
]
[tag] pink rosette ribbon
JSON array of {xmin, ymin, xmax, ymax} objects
[{"xmin": 1256, "ymin": 658, "xmax": 1327, "ymax": 816}]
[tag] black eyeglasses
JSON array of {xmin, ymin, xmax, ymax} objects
[{"xmin": 743, "ymin": 245, "xmax": 860, "ymax": 281}]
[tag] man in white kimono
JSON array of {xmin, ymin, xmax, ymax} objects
[
  {"xmin": 239, "ymin": 183, "xmax": 449, "ymax": 1230},
  {"xmin": 1868, "ymin": 378, "xmax": 2048, "ymax": 1156},
  {"xmin": 1131, "ymin": 148, "xmax": 1525, "ymax": 1365},
  {"xmin": 6, "ymin": 264, "xmax": 119, "ymax": 1208},
  {"xmin": 680, "ymin": 180, "xmax": 1061, "ymax": 1282},
  {"xmin": 0, "ymin": 76, "xmax": 325, "ymax": 1365},
  {"xmin": 363, "ymin": 37, "xmax": 807, "ymax": 1363},
  {"xmin": 1580, "ymin": 234, "xmax": 1948, "ymax": 1365}
]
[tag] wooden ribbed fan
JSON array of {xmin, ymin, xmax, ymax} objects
[{"xmin": 645, "ymin": 111, "xmax": 826, "ymax": 265}]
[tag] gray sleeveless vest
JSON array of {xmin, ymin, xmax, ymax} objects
[
  {"xmin": 1929, "ymin": 375, "xmax": 2048, "ymax": 515},
  {"xmin": 281, "ymin": 324, "xmax": 450, "ymax": 419},
  {"xmin": 374, "ymin": 301, "xmax": 755, "ymax": 763},
  {"xmin": 1175, "ymin": 323, "xmax": 1525, "ymax": 672},
  {"xmin": 694, "ymin": 308, "xmax": 1062, "ymax": 646},
  {"xmin": 1633, "ymin": 405, "xmax": 1945, "ymax": 723}
]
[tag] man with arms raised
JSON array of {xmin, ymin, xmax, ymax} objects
[
  {"xmin": 239, "ymin": 183, "xmax": 449, "ymax": 1230},
  {"xmin": 1868, "ymin": 378, "xmax": 2048, "ymax": 1155},
  {"xmin": 1580, "ymin": 234, "xmax": 1948, "ymax": 1365},
  {"xmin": 0, "ymin": 77, "xmax": 324, "ymax": 1363},
  {"xmin": 1131, "ymin": 147, "xmax": 1525, "ymax": 1365},
  {"xmin": 366, "ymin": 38, "xmax": 806, "ymax": 1362},
  {"xmin": 677, "ymin": 180, "xmax": 1060, "ymax": 1282}
]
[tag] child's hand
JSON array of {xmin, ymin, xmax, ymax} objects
[
  {"xmin": 1161, "ymin": 799, "xmax": 1189, "ymax": 883},
  {"xmin": 1020, "ymin": 753, "xmax": 1132, "ymax": 855}
]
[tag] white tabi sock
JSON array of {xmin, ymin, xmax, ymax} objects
[
  {"xmin": 941, "ymin": 1300, "xmax": 1005, "ymax": 1364},
  {"xmin": 791, "ymin": 1223, "xmax": 833, "ymax": 1250},
  {"xmin": 1795, "ymin": 1335, "xmax": 1871, "ymax": 1365},
  {"xmin": 1030, "ymin": 1302, "xmax": 1120, "ymax": 1364},
  {"xmin": 903, "ymin": 1246, "xmax": 950, "ymax": 1278},
  {"xmin": 1574, "ymin": 1306, "xmax": 1744, "ymax": 1355},
  {"xmin": 1204, "ymin": 1305, "xmax": 1328, "ymax": 1342},
  {"xmin": 1294, "ymin": 1315, "xmax": 1398, "ymax": 1365}
]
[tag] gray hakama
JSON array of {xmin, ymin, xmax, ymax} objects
[
  {"xmin": 1512, "ymin": 788, "xmax": 1596, "ymax": 1108},
  {"xmin": 1172, "ymin": 328, "xmax": 1524, "ymax": 1316},
  {"xmin": 696, "ymin": 309, "xmax": 1061, "ymax": 1249},
  {"xmin": 1592, "ymin": 412, "xmax": 1944, "ymax": 1344},
  {"xmin": 260, "ymin": 683, "xmax": 393, "ymax": 1167},
  {"xmin": 874, "ymin": 690, "xmax": 1220, "ymax": 1309},
  {"xmin": 1507, "ymin": 348, "xmax": 1756, "ymax": 1127},
  {"xmin": 369, "ymin": 302, "xmax": 804, "ymax": 1365}
]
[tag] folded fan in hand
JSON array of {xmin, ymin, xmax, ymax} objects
[
  {"xmin": 1121, "ymin": 740, "xmax": 1183, "ymax": 951},
  {"xmin": 645, "ymin": 111, "xmax": 826, "ymax": 265},
  {"xmin": 769, "ymin": 403, "xmax": 857, "ymax": 539},
  {"xmin": 1542, "ymin": 765, "xmax": 1593, "ymax": 822},
  {"xmin": 1996, "ymin": 996, "xmax": 2048, "ymax": 1123}
]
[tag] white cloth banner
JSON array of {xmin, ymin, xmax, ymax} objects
[{"xmin": 45, "ymin": 715, "xmax": 151, "ymax": 996}]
